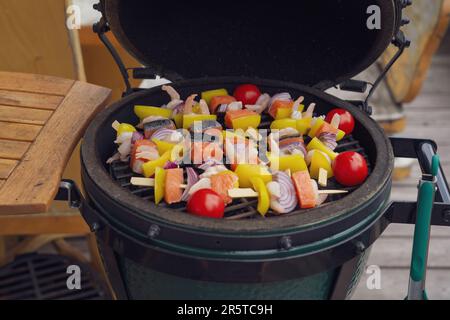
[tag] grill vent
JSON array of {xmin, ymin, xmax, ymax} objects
[{"xmin": 0, "ymin": 254, "xmax": 110, "ymax": 300}]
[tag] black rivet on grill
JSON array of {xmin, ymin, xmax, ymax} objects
[
  {"xmin": 354, "ymin": 241, "xmax": 365, "ymax": 254},
  {"xmin": 279, "ymin": 236, "xmax": 293, "ymax": 250},
  {"xmin": 148, "ymin": 225, "xmax": 161, "ymax": 239},
  {"xmin": 443, "ymin": 210, "xmax": 450, "ymax": 223}
]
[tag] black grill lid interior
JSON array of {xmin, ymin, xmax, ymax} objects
[{"xmin": 103, "ymin": 0, "xmax": 397, "ymax": 87}]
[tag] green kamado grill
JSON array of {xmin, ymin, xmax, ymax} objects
[{"xmin": 54, "ymin": 0, "xmax": 450, "ymax": 299}]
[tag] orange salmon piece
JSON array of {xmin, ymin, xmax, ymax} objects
[
  {"xmin": 210, "ymin": 95, "xmax": 236, "ymax": 114},
  {"xmin": 292, "ymin": 171, "xmax": 316, "ymax": 209},
  {"xmin": 211, "ymin": 173, "xmax": 238, "ymax": 205},
  {"xmin": 268, "ymin": 100, "xmax": 294, "ymax": 118},
  {"xmin": 164, "ymin": 168, "xmax": 183, "ymax": 204}
]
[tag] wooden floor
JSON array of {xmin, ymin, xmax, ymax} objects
[{"xmin": 352, "ymin": 33, "xmax": 450, "ymax": 300}]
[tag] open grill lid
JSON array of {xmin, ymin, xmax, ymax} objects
[{"xmin": 101, "ymin": 0, "xmax": 402, "ymax": 88}]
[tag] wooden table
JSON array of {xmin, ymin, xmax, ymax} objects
[{"xmin": 0, "ymin": 71, "xmax": 110, "ymax": 266}]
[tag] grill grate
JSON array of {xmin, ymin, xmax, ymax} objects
[
  {"xmin": 0, "ymin": 254, "xmax": 111, "ymax": 300},
  {"xmin": 109, "ymin": 133, "xmax": 371, "ymax": 220}
]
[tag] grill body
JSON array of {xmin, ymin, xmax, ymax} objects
[{"xmin": 81, "ymin": 78, "xmax": 394, "ymax": 299}]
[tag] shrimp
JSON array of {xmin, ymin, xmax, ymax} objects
[
  {"xmin": 199, "ymin": 99, "xmax": 210, "ymax": 115},
  {"xmin": 291, "ymin": 96, "xmax": 305, "ymax": 120},
  {"xmin": 162, "ymin": 85, "xmax": 181, "ymax": 101},
  {"xmin": 183, "ymin": 94, "xmax": 198, "ymax": 115},
  {"xmin": 303, "ymin": 103, "xmax": 316, "ymax": 118}
]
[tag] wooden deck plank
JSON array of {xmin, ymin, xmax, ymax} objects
[
  {"xmin": 0, "ymin": 105, "xmax": 53, "ymax": 125},
  {"xmin": 367, "ymin": 238, "xmax": 450, "ymax": 268},
  {"xmin": 0, "ymin": 139, "xmax": 31, "ymax": 160},
  {"xmin": 0, "ymin": 121, "xmax": 42, "ymax": 142},
  {"xmin": 0, "ymin": 89, "xmax": 63, "ymax": 110},
  {"xmin": 0, "ymin": 72, "xmax": 74, "ymax": 96},
  {"xmin": 0, "ymin": 159, "xmax": 18, "ymax": 180},
  {"xmin": 352, "ymin": 269, "xmax": 450, "ymax": 300},
  {"xmin": 0, "ymin": 80, "xmax": 111, "ymax": 214}
]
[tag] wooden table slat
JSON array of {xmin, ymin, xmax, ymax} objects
[
  {"xmin": 0, "ymin": 89, "xmax": 64, "ymax": 110},
  {"xmin": 0, "ymin": 139, "xmax": 31, "ymax": 160},
  {"xmin": 0, "ymin": 105, "xmax": 53, "ymax": 125},
  {"xmin": 0, "ymin": 159, "xmax": 19, "ymax": 179},
  {"xmin": 0, "ymin": 72, "xmax": 74, "ymax": 96},
  {"xmin": 0, "ymin": 121, "xmax": 42, "ymax": 142},
  {"xmin": 0, "ymin": 74, "xmax": 111, "ymax": 214}
]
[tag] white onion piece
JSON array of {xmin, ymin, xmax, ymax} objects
[
  {"xmin": 310, "ymin": 179, "xmax": 319, "ymax": 206},
  {"xmin": 273, "ymin": 171, "xmax": 298, "ymax": 213},
  {"xmin": 255, "ymin": 93, "xmax": 271, "ymax": 112},
  {"xmin": 227, "ymin": 101, "xmax": 243, "ymax": 111},
  {"xmin": 151, "ymin": 128, "xmax": 177, "ymax": 141},
  {"xmin": 181, "ymin": 167, "xmax": 200, "ymax": 201},
  {"xmin": 267, "ymin": 182, "xmax": 281, "ymax": 199},
  {"xmin": 115, "ymin": 132, "xmax": 133, "ymax": 144},
  {"xmin": 132, "ymin": 159, "xmax": 144, "ymax": 174},
  {"xmin": 317, "ymin": 194, "xmax": 328, "ymax": 206},
  {"xmin": 118, "ymin": 138, "xmax": 132, "ymax": 158},
  {"xmin": 188, "ymin": 178, "xmax": 212, "ymax": 195}
]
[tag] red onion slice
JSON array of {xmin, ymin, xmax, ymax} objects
[
  {"xmin": 273, "ymin": 171, "xmax": 298, "ymax": 213},
  {"xmin": 181, "ymin": 168, "xmax": 200, "ymax": 201}
]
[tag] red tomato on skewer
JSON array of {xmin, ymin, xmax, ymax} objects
[
  {"xmin": 187, "ymin": 189, "xmax": 225, "ymax": 219},
  {"xmin": 332, "ymin": 151, "xmax": 368, "ymax": 187},
  {"xmin": 326, "ymin": 108, "xmax": 355, "ymax": 135},
  {"xmin": 233, "ymin": 84, "xmax": 261, "ymax": 105}
]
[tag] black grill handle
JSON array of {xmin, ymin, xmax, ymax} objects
[{"xmin": 385, "ymin": 138, "xmax": 450, "ymax": 227}]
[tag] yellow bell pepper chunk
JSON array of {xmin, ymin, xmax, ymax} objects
[
  {"xmin": 142, "ymin": 151, "xmax": 171, "ymax": 178},
  {"xmin": 274, "ymin": 104, "xmax": 304, "ymax": 120},
  {"xmin": 154, "ymin": 167, "xmax": 166, "ymax": 205},
  {"xmin": 270, "ymin": 119, "xmax": 297, "ymax": 130},
  {"xmin": 296, "ymin": 117, "xmax": 313, "ymax": 135},
  {"xmin": 152, "ymin": 139, "xmax": 176, "ymax": 155},
  {"xmin": 251, "ymin": 177, "xmax": 270, "ymax": 216},
  {"xmin": 201, "ymin": 89, "xmax": 229, "ymax": 105},
  {"xmin": 308, "ymin": 118, "xmax": 325, "ymax": 138},
  {"xmin": 268, "ymin": 153, "xmax": 307, "ymax": 173},
  {"xmin": 336, "ymin": 129, "xmax": 345, "ymax": 141},
  {"xmin": 134, "ymin": 105, "xmax": 172, "ymax": 120},
  {"xmin": 234, "ymin": 164, "xmax": 272, "ymax": 188},
  {"xmin": 231, "ymin": 115, "xmax": 261, "ymax": 131},
  {"xmin": 309, "ymin": 150, "xmax": 333, "ymax": 179},
  {"xmin": 183, "ymin": 114, "xmax": 217, "ymax": 130},
  {"xmin": 306, "ymin": 137, "xmax": 338, "ymax": 161},
  {"xmin": 173, "ymin": 114, "xmax": 183, "ymax": 128},
  {"xmin": 117, "ymin": 123, "xmax": 136, "ymax": 137}
]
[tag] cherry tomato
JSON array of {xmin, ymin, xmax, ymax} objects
[
  {"xmin": 332, "ymin": 151, "xmax": 368, "ymax": 187},
  {"xmin": 187, "ymin": 189, "xmax": 225, "ymax": 219},
  {"xmin": 326, "ymin": 108, "xmax": 355, "ymax": 135},
  {"xmin": 233, "ymin": 84, "xmax": 261, "ymax": 105}
]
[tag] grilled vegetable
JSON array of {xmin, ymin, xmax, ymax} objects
[
  {"xmin": 117, "ymin": 123, "xmax": 136, "ymax": 137},
  {"xmin": 326, "ymin": 108, "xmax": 355, "ymax": 135},
  {"xmin": 183, "ymin": 114, "xmax": 217, "ymax": 130},
  {"xmin": 225, "ymin": 109, "xmax": 261, "ymax": 130},
  {"xmin": 251, "ymin": 177, "xmax": 270, "ymax": 216},
  {"xmin": 308, "ymin": 150, "xmax": 333, "ymax": 179},
  {"xmin": 134, "ymin": 105, "xmax": 173, "ymax": 120},
  {"xmin": 142, "ymin": 150, "xmax": 171, "ymax": 178},
  {"xmin": 201, "ymin": 88, "xmax": 229, "ymax": 105},
  {"xmin": 233, "ymin": 84, "xmax": 261, "ymax": 105},
  {"xmin": 309, "ymin": 117, "xmax": 345, "ymax": 141},
  {"xmin": 181, "ymin": 167, "xmax": 200, "ymax": 202},
  {"xmin": 234, "ymin": 164, "xmax": 272, "ymax": 188},
  {"xmin": 154, "ymin": 167, "xmax": 166, "ymax": 205},
  {"xmin": 130, "ymin": 140, "xmax": 159, "ymax": 174},
  {"xmin": 333, "ymin": 151, "xmax": 368, "ymax": 186},
  {"xmin": 271, "ymin": 171, "xmax": 298, "ymax": 214},
  {"xmin": 306, "ymin": 137, "xmax": 339, "ymax": 161},
  {"xmin": 187, "ymin": 189, "xmax": 225, "ymax": 219},
  {"xmin": 268, "ymin": 154, "xmax": 307, "ymax": 173}
]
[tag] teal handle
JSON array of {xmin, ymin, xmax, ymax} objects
[{"xmin": 410, "ymin": 155, "xmax": 439, "ymax": 282}]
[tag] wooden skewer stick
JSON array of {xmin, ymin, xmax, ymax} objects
[
  {"xmin": 131, "ymin": 177, "xmax": 187, "ymax": 189},
  {"xmin": 228, "ymin": 188, "xmax": 259, "ymax": 198},
  {"xmin": 317, "ymin": 189, "xmax": 348, "ymax": 195},
  {"xmin": 330, "ymin": 114, "xmax": 341, "ymax": 129},
  {"xmin": 318, "ymin": 168, "xmax": 328, "ymax": 187},
  {"xmin": 112, "ymin": 120, "xmax": 121, "ymax": 131}
]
